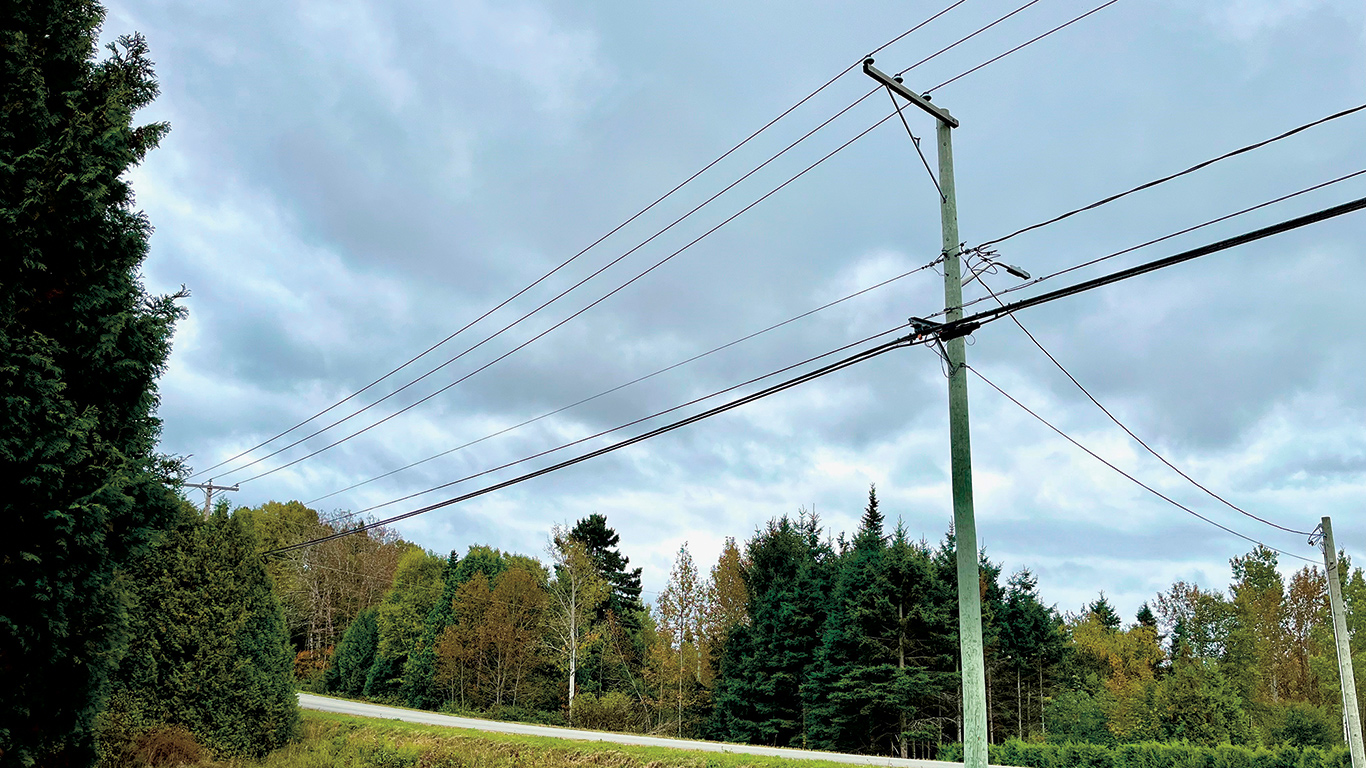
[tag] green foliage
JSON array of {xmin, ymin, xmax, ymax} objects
[
  {"xmin": 571, "ymin": 514, "xmax": 645, "ymax": 626},
  {"xmin": 0, "ymin": 2, "xmax": 183, "ymax": 762},
  {"xmin": 1048, "ymin": 690, "xmax": 1114, "ymax": 745},
  {"xmin": 709, "ymin": 512, "xmax": 832, "ymax": 747},
  {"xmin": 1264, "ymin": 703, "xmax": 1336, "ymax": 748},
  {"xmin": 368, "ymin": 548, "xmax": 444, "ymax": 696},
  {"xmin": 978, "ymin": 737, "xmax": 1351, "ymax": 768},
  {"xmin": 326, "ymin": 608, "xmax": 380, "ymax": 697},
  {"xmin": 804, "ymin": 502, "xmax": 928, "ymax": 754},
  {"xmin": 1158, "ymin": 659, "xmax": 1250, "ymax": 746},
  {"xmin": 101, "ymin": 508, "xmax": 300, "ymax": 759}
]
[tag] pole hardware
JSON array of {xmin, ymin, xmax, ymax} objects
[
  {"xmin": 184, "ymin": 478, "xmax": 240, "ymax": 517},
  {"xmin": 862, "ymin": 58, "xmax": 959, "ymax": 128}
]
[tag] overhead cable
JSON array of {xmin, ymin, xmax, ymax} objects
[
  {"xmin": 264, "ymin": 330, "xmax": 918, "ymax": 555},
  {"xmin": 205, "ymin": 0, "xmax": 1083, "ymax": 483},
  {"xmin": 307, "ymin": 259, "xmax": 943, "ymax": 507},
  {"xmin": 927, "ymin": 0, "xmax": 1124, "ymax": 93},
  {"xmin": 973, "ymin": 267, "xmax": 1313, "ymax": 535},
  {"xmin": 189, "ymin": 0, "xmax": 973, "ymax": 481},
  {"xmin": 977, "ymin": 103, "xmax": 1366, "ymax": 249},
  {"xmin": 967, "ymin": 365, "xmax": 1316, "ymax": 563},
  {"xmin": 232, "ymin": 112, "xmax": 906, "ymax": 485}
]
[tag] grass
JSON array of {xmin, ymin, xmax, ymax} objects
[{"xmin": 201, "ymin": 711, "xmax": 861, "ymax": 768}]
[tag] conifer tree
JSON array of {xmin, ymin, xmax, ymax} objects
[
  {"xmin": 710, "ymin": 512, "xmax": 831, "ymax": 747},
  {"xmin": 571, "ymin": 514, "xmax": 645, "ymax": 624},
  {"xmin": 805, "ymin": 503, "xmax": 926, "ymax": 754},
  {"xmin": 105, "ymin": 507, "xmax": 300, "ymax": 758},
  {"xmin": 1, "ymin": 3, "xmax": 184, "ymax": 761},
  {"xmin": 326, "ymin": 608, "xmax": 380, "ymax": 697}
]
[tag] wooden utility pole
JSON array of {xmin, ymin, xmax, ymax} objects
[
  {"xmin": 184, "ymin": 478, "xmax": 239, "ymax": 517},
  {"xmin": 863, "ymin": 58, "xmax": 988, "ymax": 768},
  {"xmin": 1315, "ymin": 516, "xmax": 1365, "ymax": 768}
]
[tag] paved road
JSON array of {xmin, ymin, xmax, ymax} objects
[{"xmin": 299, "ymin": 693, "xmax": 983, "ymax": 768}]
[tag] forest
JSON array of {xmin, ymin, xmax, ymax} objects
[{"xmin": 253, "ymin": 487, "xmax": 1366, "ymax": 760}]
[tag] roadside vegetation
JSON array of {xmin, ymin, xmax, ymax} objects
[{"xmin": 129, "ymin": 711, "xmax": 858, "ymax": 768}]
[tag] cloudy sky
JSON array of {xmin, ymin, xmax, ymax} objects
[{"xmin": 103, "ymin": 0, "xmax": 1365, "ymax": 620}]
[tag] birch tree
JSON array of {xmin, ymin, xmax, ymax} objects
[{"xmin": 547, "ymin": 527, "xmax": 607, "ymax": 720}]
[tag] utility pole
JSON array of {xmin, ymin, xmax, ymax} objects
[
  {"xmin": 1314, "ymin": 516, "xmax": 1365, "ymax": 768},
  {"xmin": 863, "ymin": 59, "xmax": 988, "ymax": 768},
  {"xmin": 184, "ymin": 478, "xmax": 239, "ymax": 518}
]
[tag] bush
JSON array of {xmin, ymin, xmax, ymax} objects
[
  {"xmin": 571, "ymin": 691, "xmax": 642, "ymax": 733},
  {"xmin": 128, "ymin": 725, "xmax": 204, "ymax": 768}
]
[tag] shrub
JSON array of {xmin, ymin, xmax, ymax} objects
[{"xmin": 128, "ymin": 725, "xmax": 204, "ymax": 767}]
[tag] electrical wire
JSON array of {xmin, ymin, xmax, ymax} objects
[
  {"xmin": 265, "ymin": 329, "xmax": 919, "ymax": 555},
  {"xmin": 306, "ymin": 258, "xmax": 943, "ymax": 508},
  {"xmin": 966, "ymin": 364, "xmax": 1316, "ymax": 563},
  {"xmin": 954, "ymin": 168, "xmax": 1366, "ymax": 317},
  {"xmin": 973, "ymin": 269, "xmax": 1313, "ymax": 535},
  {"xmin": 928, "ymin": 0, "xmax": 1124, "ymax": 93},
  {"xmin": 977, "ymin": 104, "xmax": 1366, "ymax": 249},
  {"xmin": 886, "ymin": 86, "xmax": 945, "ymax": 200},
  {"xmin": 942, "ymin": 194, "xmax": 1366, "ymax": 334},
  {"xmin": 231, "ymin": 111, "xmax": 906, "ymax": 485},
  {"xmin": 269, "ymin": 193, "xmax": 1366, "ymax": 556},
  {"xmin": 340, "ymin": 325, "xmax": 912, "ymax": 518},
  {"xmin": 204, "ymin": 0, "xmax": 1071, "ymax": 484},
  {"xmin": 190, "ymin": 1, "xmax": 975, "ymax": 481},
  {"xmin": 284, "ymin": 166, "xmax": 1366, "ymax": 525}
]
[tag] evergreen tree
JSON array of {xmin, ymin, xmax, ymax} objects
[
  {"xmin": 326, "ymin": 608, "xmax": 379, "ymax": 697},
  {"xmin": 805, "ymin": 506, "xmax": 927, "ymax": 754},
  {"xmin": 710, "ymin": 512, "xmax": 831, "ymax": 747},
  {"xmin": 1087, "ymin": 594, "xmax": 1123, "ymax": 632},
  {"xmin": 570, "ymin": 514, "xmax": 645, "ymax": 624},
  {"xmin": 1136, "ymin": 602, "xmax": 1158, "ymax": 630},
  {"xmin": 103, "ymin": 507, "xmax": 300, "ymax": 758},
  {"xmin": 1, "ymin": 4, "xmax": 184, "ymax": 761}
]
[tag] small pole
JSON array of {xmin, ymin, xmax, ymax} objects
[
  {"xmin": 1318, "ymin": 517, "xmax": 1365, "ymax": 768},
  {"xmin": 184, "ymin": 479, "xmax": 239, "ymax": 518}
]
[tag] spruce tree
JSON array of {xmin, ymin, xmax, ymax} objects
[
  {"xmin": 805, "ymin": 505, "xmax": 926, "ymax": 754},
  {"xmin": 1, "ymin": 3, "xmax": 182, "ymax": 762},
  {"xmin": 710, "ymin": 513, "xmax": 831, "ymax": 747}
]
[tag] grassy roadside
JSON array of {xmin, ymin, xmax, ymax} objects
[{"xmin": 206, "ymin": 710, "xmax": 859, "ymax": 768}]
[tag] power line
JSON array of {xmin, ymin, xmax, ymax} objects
[
  {"xmin": 954, "ymin": 167, "xmax": 1366, "ymax": 317},
  {"xmin": 972, "ymin": 265, "xmax": 1313, "ymax": 535},
  {"xmin": 928, "ymin": 0, "xmax": 1123, "ymax": 93},
  {"xmin": 302, "ymin": 165, "xmax": 1366, "ymax": 516},
  {"xmin": 336, "ymin": 326, "xmax": 913, "ymax": 519},
  {"xmin": 271, "ymin": 193, "xmax": 1366, "ymax": 556},
  {"xmin": 306, "ymin": 258, "xmax": 943, "ymax": 508},
  {"xmin": 939, "ymin": 194, "xmax": 1366, "ymax": 334},
  {"xmin": 264, "ymin": 329, "xmax": 919, "ymax": 556},
  {"xmin": 977, "ymin": 103, "xmax": 1366, "ymax": 249},
  {"xmin": 232, "ymin": 112, "xmax": 907, "ymax": 485},
  {"xmin": 208, "ymin": 0, "xmax": 1106, "ymax": 484},
  {"xmin": 190, "ymin": 2, "xmax": 975, "ymax": 481},
  {"xmin": 298, "ymin": 166, "xmax": 1366, "ymax": 519},
  {"xmin": 966, "ymin": 364, "xmax": 1316, "ymax": 563}
]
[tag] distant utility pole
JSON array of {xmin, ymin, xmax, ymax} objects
[
  {"xmin": 1314, "ymin": 516, "xmax": 1365, "ymax": 768},
  {"xmin": 863, "ymin": 59, "xmax": 988, "ymax": 768},
  {"xmin": 184, "ymin": 478, "xmax": 239, "ymax": 518}
]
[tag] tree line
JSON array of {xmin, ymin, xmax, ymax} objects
[{"xmin": 252, "ymin": 487, "xmax": 1364, "ymax": 759}]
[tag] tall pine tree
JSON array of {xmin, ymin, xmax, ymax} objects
[{"xmin": 1, "ymin": 3, "xmax": 183, "ymax": 763}]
